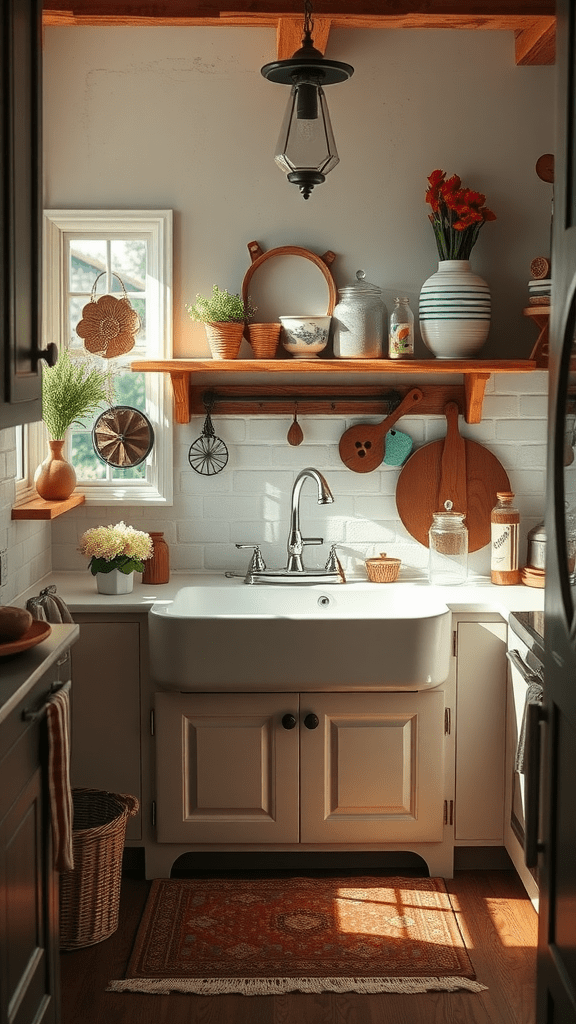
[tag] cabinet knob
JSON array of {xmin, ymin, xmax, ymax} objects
[
  {"xmin": 281, "ymin": 713, "xmax": 297, "ymax": 730},
  {"xmin": 36, "ymin": 342, "xmax": 59, "ymax": 368},
  {"xmin": 304, "ymin": 713, "xmax": 319, "ymax": 730}
]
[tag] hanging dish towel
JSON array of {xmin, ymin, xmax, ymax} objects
[
  {"xmin": 26, "ymin": 585, "xmax": 74, "ymax": 624},
  {"xmin": 46, "ymin": 682, "xmax": 74, "ymax": 872},
  {"xmin": 515, "ymin": 681, "xmax": 544, "ymax": 774}
]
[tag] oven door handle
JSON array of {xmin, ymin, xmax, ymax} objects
[
  {"xmin": 524, "ymin": 699, "xmax": 546, "ymax": 868},
  {"xmin": 506, "ymin": 648, "xmax": 544, "ymax": 685}
]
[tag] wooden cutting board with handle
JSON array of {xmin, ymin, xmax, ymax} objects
[
  {"xmin": 395, "ymin": 400, "xmax": 510, "ymax": 552},
  {"xmin": 339, "ymin": 387, "xmax": 424, "ymax": 472}
]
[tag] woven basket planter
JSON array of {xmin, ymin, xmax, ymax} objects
[
  {"xmin": 204, "ymin": 322, "xmax": 244, "ymax": 360},
  {"xmin": 59, "ymin": 788, "xmax": 139, "ymax": 950},
  {"xmin": 247, "ymin": 323, "xmax": 281, "ymax": 359}
]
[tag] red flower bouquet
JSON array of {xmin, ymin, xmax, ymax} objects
[{"xmin": 425, "ymin": 169, "xmax": 496, "ymax": 261}]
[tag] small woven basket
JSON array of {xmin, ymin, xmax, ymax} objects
[
  {"xmin": 365, "ymin": 554, "xmax": 401, "ymax": 583},
  {"xmin": 248, "ymin": 322, "xmax": 281, "ymax": 359},
  {"xmin": 59, "ymin": 788, "xmax": 139, "ymax": 950},
  {"xmin": 204, "ymin": 322, "xmax": 244, "ymax": 359}
]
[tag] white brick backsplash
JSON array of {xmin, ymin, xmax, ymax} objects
[
  {"xmin": 177, "ymin": 519, "xmax": 231, "ymax": 543},
  {"xmin": 519, "ymin": 395, "xmax": 549, "ymax": 417},
  {"xmin": 479, "ymin": 394, "xmax": 521, "ymax": 418},
  {"xmin": 496, "ymin": 419, "xmax": 548, "ymax": 440},
  {"xmin": 0, "ymin": 372, "xmax": 554, "ymax": 590},
  {"xmin": 495, "ymin": 372, "xmax": 548, "ymax": 394}
]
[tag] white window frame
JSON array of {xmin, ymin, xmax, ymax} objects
[{"xmin": 35, "ymin": 209, "xmax": 173, "ymax": 506}]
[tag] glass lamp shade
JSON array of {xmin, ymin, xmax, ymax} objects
[{"xmin": 273, "ymin": 80, "xmax": 339, "ymax": 199}]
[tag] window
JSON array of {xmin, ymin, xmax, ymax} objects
[{"xmin": 41, "ymin": 210, "xmax": 173, "ymax": 505}]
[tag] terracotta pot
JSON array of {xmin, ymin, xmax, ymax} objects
[
  {"xmin": 34, "ymin": 439, "xmax": 77, "ymax": 500},
  {"xmin": 142, "ymin": 532, "xmax": 170, "ymax": 584},
  {"xmin": 204, "ymin": 322, "xmax": 244, "ymax": 360}
]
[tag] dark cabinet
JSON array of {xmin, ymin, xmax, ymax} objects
[
  {"xmin": 1, "ymin": 0, "xmax": 46, "ymax": 428},
  {"xmin": 0, "ymin": 650, "xmax": 72, "ymax": 1024}
]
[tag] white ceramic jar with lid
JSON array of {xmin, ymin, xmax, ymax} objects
[{"xmin": 332, "ymin": 270, "xmax": 386, "ymax": 358}]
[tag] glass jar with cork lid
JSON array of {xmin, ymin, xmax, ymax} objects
[{"xmin": 490, "ymin": 491, "xmax": 520, "ymax": 585}]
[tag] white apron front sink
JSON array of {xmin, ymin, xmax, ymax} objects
[{"xmin": 148, "ymin": 581, "xmax": 451, "ymax": 692}]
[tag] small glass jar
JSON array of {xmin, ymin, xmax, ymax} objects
[
  {"xmin": 428, "ymin": 501, "xmax": 468, "ymax": 586},
  {"xmin": 332, "ymin": 270, "xmax": 386, "ymax": 359},
  {"xmin": 388, "ymin": 296, "xmax": 414, "ymax": 359}
]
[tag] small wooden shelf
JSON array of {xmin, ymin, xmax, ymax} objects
[
  {"xmin": 132, "ymin": 358, "xmax": 537, "ymax": 425},
  {"xmin": 11, "ymin": 493, "xmax": 85, "ymax": 520},
  {"xmin": 523, "ymin": 305, "xmax": 550, "ymax": 367}
]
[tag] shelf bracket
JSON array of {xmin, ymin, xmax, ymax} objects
[{"xmin": 464, "ymin": 373, "xmax": 491, "ymax": 424}]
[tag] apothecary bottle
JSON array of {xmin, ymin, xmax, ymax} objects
[
  {"xmin": 142, "ymin": 531, "xmax": 170, "ymax": 585},
  {"xmin": 490, "ymin": 491, "xmax": 520, "ymax": 585},
  {"xmin": 388, "ymin": 296, "xmax": 414, "ymax": 359},
  {"xmin": 428, "ymin": 502, "xmax": 468, "ymax": 586},
  {"xmin": 332, "ymin": 270, "xmax": 385, "ymax": 359}
]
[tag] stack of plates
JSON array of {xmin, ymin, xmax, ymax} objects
[
  {"xmin": 521, "ymin": 565, "xmax": 545, "ymax": 588},
  {"xmin": 528, "ymin": 278, "xmax": 551, "ymax": 306}
]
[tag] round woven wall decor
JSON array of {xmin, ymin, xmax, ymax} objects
[
  {"xmin": 92, "ymin": 406, "xmax": 154, "ymax": 468},
  {"xmin": 76, "ymin": 272, "xmax": 141, "ymax": 359}
]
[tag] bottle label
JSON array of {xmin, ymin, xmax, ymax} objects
[
  {"xmin": 491, "ymin": 523, "xmax": 519, "ymax": 571},
  {"xmin": 389, "ymin": 324, "xmax": 414, "ymax": 358}
]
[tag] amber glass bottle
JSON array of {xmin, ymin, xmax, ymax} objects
[{"xmin": 490, "ymin": 491, "xmax": 521, "ymax": 585}]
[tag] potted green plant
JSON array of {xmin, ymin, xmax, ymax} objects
[
  {"xmin": 186, "ymin": 285, "xmax": 256, "ymax": 360},
  {"xmin": 35, "ymin": 349, "xmax": 115, "ymax": 500}
]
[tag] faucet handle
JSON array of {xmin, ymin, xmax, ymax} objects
[
  {"xmin": 302, "ymin": 537, "xmax": 323, "ymax": 547},
  {"xmin": 235, "ymin": 543, "xmax": 266, "ymax": 571},
  {"xmin": 325, "ymin": 544, "xmax": 346, "ymax": 581}
]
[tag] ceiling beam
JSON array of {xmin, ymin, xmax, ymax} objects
[{"xmin": 42, "ymin": 2, "xmax": 556, "ymax": 66}]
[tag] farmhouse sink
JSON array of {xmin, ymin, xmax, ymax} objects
[{"xmin": 148, "ymin": 581, "xmax": 451, "ymax": 691}]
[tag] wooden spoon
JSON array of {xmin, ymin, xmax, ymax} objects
[
  {"xmin": 287, "ymin": 405, "xmax": 304, "ymax": 446},
  {"xmin": 339, "ymin": 388, "xmax": 424, "ymax": 472}
]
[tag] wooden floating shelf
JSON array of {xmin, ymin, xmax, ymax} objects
[
  {"xmin": 132, "ymin": 358, "xmax": 537, "ymax": 425},
  {"xmin": 11, "ymin": 493, "xmax": 85, "ymax": 520}
]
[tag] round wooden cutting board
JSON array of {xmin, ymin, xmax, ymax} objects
[{"xmin": 395, "ymin": 402, "xmax": 510, "ymax": 552}]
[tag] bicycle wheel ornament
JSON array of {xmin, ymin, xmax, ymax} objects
[
  {"xmin": 188, "ymin": 408, "xmax": 228, "ymax": 476},
  {"xmin": 92, "ymin": 405, "xmax": 154, "ymax": 468}
]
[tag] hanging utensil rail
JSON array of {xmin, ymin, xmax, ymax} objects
[{"xmin": 189, "ymin": 385, "xmax": 467, "ymax": 418}]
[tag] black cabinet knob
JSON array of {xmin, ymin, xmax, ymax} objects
[
  {"xmin": 36, "ymin": 342, "xmax": 58, "ymax": 368},
  {"xmin": 281, "ymin": 713, "xmax": 297, "ymax": 730},
  {"xmin": 304, "ymin": 713, "xmax": 319, "ymax": 730}
]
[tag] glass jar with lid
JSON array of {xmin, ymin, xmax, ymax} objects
[
  {"xmin": 428, "ymin": 501, "xmax": 468, "ymax": 586},
  {"xmin": 332, "ymin": 270, "xmax": 386, "ymax": 359}
]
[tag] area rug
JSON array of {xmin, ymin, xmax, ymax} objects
[{"xmin": 108, "ymin": 875, "xmax": 486, "ymax": 995}]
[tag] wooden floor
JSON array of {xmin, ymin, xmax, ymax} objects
[{"xmin": 60, "ymin": 868, "xmax": 538, "ymax": 1024}]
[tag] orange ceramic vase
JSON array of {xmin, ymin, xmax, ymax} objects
[
  {"xmin": 142, "ymin": 532, "xmax": 170, "ymax": 584},
  {"xmin": 34, "ymin": 439, "xmax": 77, "ymax": 500}
]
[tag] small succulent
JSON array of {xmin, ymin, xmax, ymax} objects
[{"xmin": 186, "ymin": 285, "xmax": 256, "ymax": 324}]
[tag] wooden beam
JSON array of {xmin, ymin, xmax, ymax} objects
[
  {"xmin": 276, "ymin": 15, "xmax": 331, "ymax": 60},
  {"xmin": 515, "ymin": 17, "xmax": 555, "ymax": 65}
]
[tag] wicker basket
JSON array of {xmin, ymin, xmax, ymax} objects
[
  {"xmin": 365, "ymin": 554, "xmax": 401, "ymax": 583},
  {"xmin": 59, "ymin": 788, "xmax": 139, "ymax": 950},
  {"xmin": 247, "ymin": 323, "xmax": 281, "ymax": 359},
  {"xmin": 204, "ymin": 321, "xmax": 244, "ymax": 359}
]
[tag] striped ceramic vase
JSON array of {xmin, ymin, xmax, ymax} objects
[{"xmin": 419, "ymin": 259, "xmax": 491, "ymax": 358}]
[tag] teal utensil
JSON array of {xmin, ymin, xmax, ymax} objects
[{"xmin": 383, "ymin": 428, "xmax": 413, "ymax": 466}]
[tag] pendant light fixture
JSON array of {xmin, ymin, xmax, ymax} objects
[{"xmin": 261, "ymin": 1, "xmax": 354, "ymax": 199}]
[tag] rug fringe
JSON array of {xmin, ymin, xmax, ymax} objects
[{"xmin": 107, "ymin": 976, "xmax": 488, "ymax": 996}]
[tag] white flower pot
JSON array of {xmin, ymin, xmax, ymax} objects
[
  {"xmin": 96, "ymin": 569, "xmax": 134, "ymax": 595},
  {"xmin": 419, "ymin": 259, "xmax": 491, "ymax": 359}
]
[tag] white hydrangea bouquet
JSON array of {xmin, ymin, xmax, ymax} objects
[{"xmin": 79, "ymin": 521, "xmax": 153, "ymax": 576}]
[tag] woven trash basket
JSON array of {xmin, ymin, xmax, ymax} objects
[{"xmin": 59, "ymin": 788, "xmax": 139, "ymax": 950}]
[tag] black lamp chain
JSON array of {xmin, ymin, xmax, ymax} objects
[{"xmin": 303, "ymin": 0, "xmax": 314, "ymax": 44}]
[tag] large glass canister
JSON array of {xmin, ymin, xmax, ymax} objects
[
  {"xmin": 428, "ymin": 500, "xmax": 468, "ymax": 586},
  {"xmin": 332, "ymin": 270, "xmax": 386, "ymax": 358}
]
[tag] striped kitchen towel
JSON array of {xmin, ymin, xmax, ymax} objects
[{"xmin": 46, "ymin": 682, "xmax": 74, "ymax": 872}]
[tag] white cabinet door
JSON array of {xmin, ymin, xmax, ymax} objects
[
  {"xmin": 454, "ymin": 619, "xmax": 507, "ymax": 843},
  {"xmin": 154, "ymin": 692, "xmax": 300, "ymax": 844},
  {"xmin": 300, "ymin": 691, "xmax": 446, "ymax": 844},
  {"xmin": 70, "ymin": 617, "xmax": 142, "ymax": 841}
]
